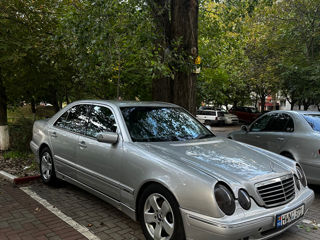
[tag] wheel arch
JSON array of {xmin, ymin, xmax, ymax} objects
[
  {"xmin": 39, "ymin": 143, "xmax": 51, "ymax": 159},
  {"xmin": 135, "ymin": 180, "xmax": 180, "ymax": 221},
  {"xmin": 280, "ymin": 151, "xmax": 295, "ymax": 160}
]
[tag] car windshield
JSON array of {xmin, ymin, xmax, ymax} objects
[
  {"xmin": 302, "ymin": 114, "xmax": 320, "ymax": 132},
  {"xmin": 121, "ymin": 107, "xmax": 215, "ymax": 142}
]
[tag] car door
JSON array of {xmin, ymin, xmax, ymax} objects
[
  {"xmin": 239, "ymin": 114, "xmax": 273, "ymax": 148},
  {"xmin": 76, "ymin": 105, "xmax": 122, "ymax": 200},
  {"xmin": 49, "ymin": 104, "xmax": 91, "ymax": 180},
  {"xmin": 261, "ymin": 113, "xmax": 292, "ymax": 153}
]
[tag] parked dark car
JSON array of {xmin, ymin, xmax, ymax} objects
[{"xmin": 229, "ymin": 106, "xmax": 261, "ymax": 124}]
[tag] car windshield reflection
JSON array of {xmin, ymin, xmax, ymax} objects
[{"xmin": 121, "ymin": 107, "xmax": 215, "ymax": 142}]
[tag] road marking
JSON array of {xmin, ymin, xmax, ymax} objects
[
  {"xmin": 20, "ymin": 187, "xmax": 100, "ymax": 240},
  {"xmin": 0, "ymin": 170, "xmax": 16, "ymax": 183}
]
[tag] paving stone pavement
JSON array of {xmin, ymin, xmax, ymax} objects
[
  {"xmin": 0, "ymin": 179, "xmax": 87, "ymax": 240},
  {"xmin": 1, "ymin": 177, "xmax": 320, "ymax": 240},
  {"xmin": 27, "ymin": 180, "xmax": 144, "ymax": 240}
]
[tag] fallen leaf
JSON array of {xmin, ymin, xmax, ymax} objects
[
  {"xmin": 87, "ymin": 224, "xmax": 93, "ymax": 227},
  {"xmin": 297, "ymin": 224, "xmax": 304, "ymax": 229}
]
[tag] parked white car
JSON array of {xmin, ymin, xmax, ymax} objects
[
  {"xmin": 196, "ymin": 109, "xmax": 225, "ymax": 125},
  {"xmin": 220, "ymin": 110, "xmax": 239, "ymax": 125}
]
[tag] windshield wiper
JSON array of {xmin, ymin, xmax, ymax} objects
[{"xmin": 196, "ymin": 133, "xmax": 215, "ymax": 139}]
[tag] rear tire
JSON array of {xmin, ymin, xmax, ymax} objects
[
  {"xmin": 138, "ymin": 184, "xmax": 185, "ymax": 240},
  {"xmin": 40, "ymin": 147, "xmax": 57, "ymax": 185}
]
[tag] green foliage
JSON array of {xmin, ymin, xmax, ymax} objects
[
  {"xmin": 9, "ymin": 117, "xmax": 33, "ymax": 152},
  {"xmin": 1, "ymin": 0, "xmax": 320, "ymax": 113},
  {"xmin": 2, "ymin": 150, "xmax": 31, "ymax": 161},
  {"xmin": 198, "ymin": 1, "xmax": 253, "ymax": 107}
]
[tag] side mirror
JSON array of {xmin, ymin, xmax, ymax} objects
[
  {"xmin": 97, "ymin": 132, "xmax": 119, "ymax": 144},
  {"xmin": 241, "ymin": 125, "xmax": 248, "ymax": 132}
]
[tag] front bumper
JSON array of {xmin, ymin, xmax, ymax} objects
[{"xmin": 181, "ymin": 188, "xmax": 314, "ymax": 240}]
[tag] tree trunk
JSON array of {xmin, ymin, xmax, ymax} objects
[
  {"xmin": 260, "ymin": 95, "xmax": 266, "ymax": 113},
  {"xmin": 30, "ymin": 96, "xmax": 36, "ymax": 122},
  {"xmin": 171, "ymin": 0, "xmax": 198, "ymax": 115},
  {"xmin": 152, "ymin": 78, "xmax": 173, "ymax": 102},
  {"xmin": 290, "ymin": 103, "xmax": 294, "ymax": 110},
  {"xmin": 0, "ymin": 68, "xmax": 9, "ymax": 150},
  {"xmin": 150, "ymin": 0, "xmax": 199, "ymax": 115},
  {"xmin": 149, "ymin": 0, "xmax": 174, "ymax": 103}
]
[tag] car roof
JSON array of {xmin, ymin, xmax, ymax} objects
[
  {"xmin": 71, "ymin": 100, "xmax": 180, "ymax": 108},
  {"xmin": 266, "ymin": 110, "xmax": 320, "ymax": 115}
]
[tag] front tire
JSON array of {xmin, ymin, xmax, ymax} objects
[
  {"xmin": 40, "ymin": 147, "xmax": 56, "ymax": 185},
  {"xmin": 139, "ymin": 185, "xmax": 185, "ymax": 240}
]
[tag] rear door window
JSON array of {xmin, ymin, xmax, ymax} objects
[
  {"xmin": 265, "ymin": 113, "xmax": 287, "ymax": 132},
  {"xmin": 54, "ymin": 104, "xmax": 91, "ymax": 135}
]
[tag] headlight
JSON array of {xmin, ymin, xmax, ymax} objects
[
  {"xmin": 214, "ymin": 183, "xmax": 235, "ymax": 216},
  {"xmin": 296, "ymin": 165, "xmax": 307, "ymax": 187},
  {"xmin": 238, "ymin": 189, "xmax": 251, "ymax": 210}
]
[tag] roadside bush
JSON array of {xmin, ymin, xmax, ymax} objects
[{"xmin": 9, "ymin": 117, "xmax": 33, "ymax": 152}]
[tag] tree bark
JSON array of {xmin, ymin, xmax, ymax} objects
[
  {"xmin": 150, "ymin": 0, "xmax": 199, "ymax": 115},
  {"xmin": 0, "ymin": 70, "xmax": 7, "ymax": 126},
  {"xmin": 0, "ymin": 68, "xmax": 9, "ymax": 150},
  {"xmin": 171, "ymin": 0, "xmax": 198, "ymax": 114}
]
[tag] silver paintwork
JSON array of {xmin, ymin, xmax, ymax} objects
[
  {"xmin": 97, "ymin": 132, "xmax": 119, "ymax": 144},
  {"xmin": 30, "ymin": 101, "xmax": 314, "ymax": 240},
  {"xmin": 228, "ymin": 110, "xmax": 320, "ymax": 185}
]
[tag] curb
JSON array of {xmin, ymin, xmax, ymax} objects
[
  {"xmin": 14, "ymin": 175, "xmax": 41, "ymax": 184},
  {"xmin": 0, "ymin": 170, "xmax": 16, "ymax": 183},
  {"xmin": 0, "ymin": 170, "xmax": 40, "ymax": 184}
]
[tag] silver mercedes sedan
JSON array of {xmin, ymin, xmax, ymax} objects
[
  {"xmin": 30, "ymin": 101, "xmax": 314, "ymax": 240},
  {"xmin": 228, "ymin": 110, "xmax": 320, "ymax": 185}
]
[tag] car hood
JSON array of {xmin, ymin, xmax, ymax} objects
[{"xmin": 137, "ymin": 137, "xmax": 293, "ymax": 184}]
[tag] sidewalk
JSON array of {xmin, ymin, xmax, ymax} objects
[{"xmin": 0, "ymin": 179, "xmax": 87, "ymax": 240}]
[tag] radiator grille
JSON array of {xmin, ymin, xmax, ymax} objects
[{"xmin": 256, "ymin": 175, "xmax": 295, "ymax": 207}]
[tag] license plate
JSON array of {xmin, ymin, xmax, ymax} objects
[{"xmin": 276, "ymin": 205, "xmax": 304, "ymax": 228}]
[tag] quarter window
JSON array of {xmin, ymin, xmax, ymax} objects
[
  {"xmin": 54, "ymin": 111, "xmax": 69, "ymax": 129},
  {"xmin": 86, "ymin": 106, "xmax": 117, "ymax": 138}
]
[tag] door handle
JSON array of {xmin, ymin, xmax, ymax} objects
[
  {"xmin": 79, "ymin": 141, "xmax": 87, "ymax": 148},
  {"xmin": 49, "ymin": 131, "xmax": 57, "ymax": 138},
  {"xmin": 277, "ymin": 137, "xmax": 285, "ymax": 141}
]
